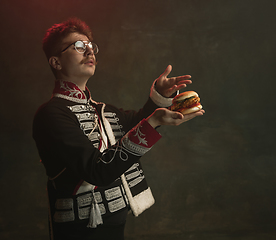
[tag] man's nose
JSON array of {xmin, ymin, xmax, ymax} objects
[{"xmin": 85, "ymin": 44, "xmax": 95, "ymax": 55}]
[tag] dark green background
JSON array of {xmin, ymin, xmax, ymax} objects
[{"xmin": 1, "ymin": 0, "xmax": 275, "ymax": 239}]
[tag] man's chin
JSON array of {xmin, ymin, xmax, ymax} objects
[{"xmin": 85, "ymin": 68, "xmax": 96, "ymax": 77}]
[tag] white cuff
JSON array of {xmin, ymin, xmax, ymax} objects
[{"xmin": 150, "ymin": 80, "xmax": 179, "ymax": 107}]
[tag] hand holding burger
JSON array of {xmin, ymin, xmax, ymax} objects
[{"xmin": 170, "ymin": 91, "xmax": 203, "ymax": 115}]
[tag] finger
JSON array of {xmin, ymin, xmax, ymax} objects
[
  {"xmin": 160, "ymin": 65, "xmax": 172, "ymax": 79},
  {"xmin": 171, "ymin": 84, "xmax": 187, "ymax": 92},
  {"xmin": 165, "ymin": 109, "xmax": 183, "ymax": 119},
  {"xmin": 166, "ymin": 78, "xmax": 191, "ymax": 87},
  {"xmin": 172, "ymin": 80, "xmax": 193, "ymax": 88},
  {"xmin": 167, "ymin": 83, "xmax": 188, "ymax": 95},
  {"xmin": 183, "ymin": 110, "xmax": 205, "ymax": 120},
  {"xmin": 172, "ymin": 111, "xmax": 184, "ymax": 120},
  {"xmin": 175, "ymin": 79, "xmax": 192, "ymax": 85},
  {"xmin": 175, "ymin": 75, "xmax": 192, "ymax": 81},
  {"xmin": 167, "ymin": 77, "xmax": 191, "ymax": 84}
]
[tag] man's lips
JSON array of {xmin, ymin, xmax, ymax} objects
[
  {"xmin": 85, "ymin": 60, "xmax": 94, "ymax": 65},
  {"xmin": 81, "ymin": 58, "xmax": 95, "ymax": 65}
]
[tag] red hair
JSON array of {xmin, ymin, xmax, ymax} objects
[{"xmin": 43, "ymin": 17, "xmax": 93, "ymax": 60}]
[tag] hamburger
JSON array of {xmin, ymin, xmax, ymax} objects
[{"xmin": 170, "ymin": 91, "xmax": 203, "ymax": 115}]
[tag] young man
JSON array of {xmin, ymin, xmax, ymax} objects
[{"xmin": 33, "ymin": 18, "xmax": 204, "ymax": 240}]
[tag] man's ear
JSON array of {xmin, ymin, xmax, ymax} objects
[{"xmin": 49, "ymin": 56, "xmax": 62, "ymax": 70}]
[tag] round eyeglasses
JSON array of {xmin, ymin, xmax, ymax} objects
[{"xmin": 60, "ymin": 40, "xmax": 99, "ymax": 54}]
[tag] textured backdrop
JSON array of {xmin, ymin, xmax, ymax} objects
[{"xmin": 0, "ymin": 0, "xmax": 276, "ymax": 239}]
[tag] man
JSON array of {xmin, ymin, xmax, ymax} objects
[{"xmin": 33, "ymin": 17, "xmax": 204, "ymax": 240}]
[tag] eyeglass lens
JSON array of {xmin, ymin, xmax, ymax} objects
[{"xmin": 75, "ymin": 41, "xmax": 98, "ymax": 54}]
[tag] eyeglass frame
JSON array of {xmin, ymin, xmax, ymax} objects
[{"xmin": 59, "ymin": 40, "xmax": 99, "ymax": 55}]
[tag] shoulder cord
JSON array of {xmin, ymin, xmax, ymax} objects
[
  {"xmin": 88, "ymin": 109, "xmax": 107, "ymax": 150},
  {"xmin": 88, "ymin": 115, "xmax": 99, "ymax": 136},
  {"xmin": 48, "ymin": 168, "xmax": 67, "ymax": 189},
  {"xmin": 48, "ymin": 168, "xmax": 67, "ymax": 181}
]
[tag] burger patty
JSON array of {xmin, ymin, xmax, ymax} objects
[{"xmin": 170, "ymin": 96, "xmax": 200, "ymax": 111}]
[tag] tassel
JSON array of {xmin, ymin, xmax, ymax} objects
[{"xmin": 87, "ymin": 191, "xmax": 103, "ymax": 228}]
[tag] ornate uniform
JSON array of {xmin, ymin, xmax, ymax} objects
[{"xmin": 32, "ymin": 80, "xmax": 174, "ymax": 239}]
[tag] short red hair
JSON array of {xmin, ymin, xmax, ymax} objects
[{"xmin": 43, "ymin": 17, "xmax": 93, "ymax": 60}]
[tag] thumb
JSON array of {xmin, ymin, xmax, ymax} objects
[
  {"xmin": 171, "ymin": 111, "xmax": 183, "ymax": 119},
  {"xmin": 160, "ymin": 65, "xmax": 172, "ymax": 78}
]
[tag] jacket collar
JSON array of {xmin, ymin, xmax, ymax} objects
[{"xmin": 52, "ymin": 80, "xmax": 91, "ymax": 104}]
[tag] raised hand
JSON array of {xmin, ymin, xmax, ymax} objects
[{"xmin": 155, "ymin": 65, "xmax": 192, "ymax": 98}]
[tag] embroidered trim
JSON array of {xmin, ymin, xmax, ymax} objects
[
  {"xmin": 53, "ymin": 198, "xmax": 75, "ymax": 222},
  {"xmin": 121, "ymin": 136, "xmax": 150, "ymax": 156},
  {"xmin": 126, "ymin": 163, "xmax": 139, "ymax": 172},
  {"xmin": 88, "ymin": 132, "xmax": 101, "ymax": 141},
  {"xmin": 104, "ymin": 112, "xmax": 116, "ymax": 118},
  {"xmin": 110, "ymin": 124, "xmax": 123, "ymax": 130},
  {"xmin": 59, "ymin": 81, "xmax": 85, "ymax": 98},
  {"xmin": 104, "ymin": 186, "xmax": 122, "ymax": 201},
  {"xmin": 52, "ymin": 81, "xmax": 90, "ymax": 103},
  {"xmin": 79, "ymin": 207, "xmax": 91, "ymax": 220},
  {"xmin": 53, "ymin": 185, "xmax": 129, "ymax": 223},
  {"xmin": 80, "ymin": 122, "xmax": 96, "ymax": 131},
  {"xmin": 54, "ymin": 210, "xmax": 75, "ymax": 222},
  {"xmin": 53, "ymin": 93, "xmax": 87, "ymax": 104},
  {"xmin": 77, "ymin": 194, "xmax": 92, "ymax": 208},
  {"xmin": 68, "ymin": 105, "xmax": 91, "ymax": 113},
  {"xmin": 108, "ymin": 197, "xmax": 126, "ymax": 213},
  {"xmin": 55, "ymin": 198, "xmax": 73, "ymax": 210},
  {"xmin": 113, "ymin": 131, "xmax": 124, "ymax": 137},
  {"xmin": 98, "ymin": 203, "xmax": 106, "ymax": 215},
  {"xmin": 133, "ymin": 125, "xmax": 148, "ymax": 146},
  {"xmin": 125, "ymin": 119, "xmax": 161, "ymax": 149},
  {"xmin": 75, "ymin": 112, "xmax": 96, "ymax": 121},
  {"xmin": 128, "ymin": 176, "xmax": 145, "ymax": 188},
  {"xmin": 106, "ymin": 118, "xmax": 120, "ymax": 123},
  {"xmin": 125, "ymin": 169, "xmax": 143, "ymax": 181}
]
